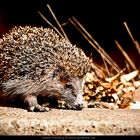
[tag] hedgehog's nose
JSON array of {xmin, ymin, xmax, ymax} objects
[{"xmin": 75, "ymin": 103, "xmax": 83, "ymax": 110}]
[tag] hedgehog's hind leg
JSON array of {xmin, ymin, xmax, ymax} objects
[{"xmin": 22, "ymin": 94, "xmax": 50, "ymax": 112}]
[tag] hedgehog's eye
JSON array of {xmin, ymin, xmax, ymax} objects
[
  {"xmin": 65, "ymin": 83, "xmax": 73, "ymax": 89},
  {"xmin": 19, "ymin": 71, "xmax": 26, "ymax": 76},
  {"xmin": 64, "ymin": 83, "xmax": 76, "ymax": 96}
]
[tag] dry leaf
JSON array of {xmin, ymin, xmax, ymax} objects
[
  {"xmin": 119, "ymin": 97, "xmax": 132, "ymax": 109},
  {"xmin": 119, "ymin": 92, "xmax": 133, "ymax": 109},
  {"xmin": 120, "ymin": 70, "xmax": 139, "ymax": 83},
  {"xmin": 85, "ymin": 72, "xmax": 94, "ymax": 82},
  {"xmin": 132, "ymin": 87, "xmax": 140, "ymax": 102},
  {"xmin": 133, "ymin": 81, "xmax": 140, "ymax": 88},
  {"xmin": 101, "ymin": 102, "xmax": 118, "ymax": 109}
]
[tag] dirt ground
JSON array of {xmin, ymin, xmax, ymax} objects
[{"xmin": 0, "ymin": 106, "xmax": 140, "ymax": 135}]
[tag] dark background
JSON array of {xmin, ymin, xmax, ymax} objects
[{"xmin": 0, "ymin": 0, "xmax": 140, "ymax": 69}]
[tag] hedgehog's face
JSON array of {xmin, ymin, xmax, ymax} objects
[
  {"xmin": 61, "ymin": 77, "xmax": 84, "ymax": 110},
  {"xmin": 52, "ymin": 66, "xmax": 85, "ymax": 110}
]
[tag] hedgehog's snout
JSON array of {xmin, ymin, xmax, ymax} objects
[
  {"xmin": 74, "ymin": 92, "xmax": 84, "ymax": 110},
  {"xmin": 64, "ymin": 101, "xmax": 84, "ymax": 110},
  {"xmin": 73, "ymin": 103, "xmax": 83, "ymax": 110}
]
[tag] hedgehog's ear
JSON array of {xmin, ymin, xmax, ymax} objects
[{"xmin": 53, "ymin": 66, "xmax": 70, "ymax": 84}]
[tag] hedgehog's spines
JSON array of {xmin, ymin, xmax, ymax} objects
[{"xmin": 0, "ymin": 26, "xmax": 91, "ymax": 82}]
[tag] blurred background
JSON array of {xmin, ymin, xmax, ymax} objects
[{"xmin": 0, "ymin": 0, "xmax": 139, "ymax": 69}]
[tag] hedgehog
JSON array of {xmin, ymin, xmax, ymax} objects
[{"xmin": 0, "ymin": 26, "xmax": 92, "ymax": 112}]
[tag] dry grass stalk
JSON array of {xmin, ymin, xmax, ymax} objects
[
  {"xmin": 38, "ymin": 11, "xmax": 63, "ymax": 37},
  {"xmin": 71, "ymin": 16, "xmax": 120, "ymax": 70},
  {"xmin": 72, "ymin": 17, "xmax": 120, "ymax": 72},
  {"xmin": 105, "ymin": 68, "xmax": 125, "ymax": 83},
  {"xmin": 68, "ymin": 17, "xmax": 111, "ymax": 75},
  {"xmin": 46, "ymin": 4, "xmax": 70, "ymax": 42},
  {"xmin": 70, "ymin": 16, "xmax": 121, "ymax": 74},
  {"xmin": 123, "ymin": 22, "xmax": 140, "ymax": 54},
  {"xmin": 115, "ymin": 40, "xmax": 137, "ymax": 70},
  {"xmin": 125, "ymin": 60, "xmax": 131, "ymax": 72},
  {"xmin": 102, "ymin": 53, "xmax": 110, "ymax": 77}
]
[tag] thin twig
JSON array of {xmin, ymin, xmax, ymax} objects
[
  {"xmin": 69, "ymin": 17, "xmax": 121, "ymax": 73},
  {"xmin": 71, "ymin": 16, "xmax": 121, "ymax": 72},
  {"xmin": 68, "ymin": 18, "xmax": 109, "ymax": 75},
  {"xmin": 105, "ymin": 68, "xmax": 125, "ymax": 83},
  {"xmin": 69, "ymin": 17, "xmax": 118, "ymax": 75},
  {"xmin": 125, "ymin": 60, "xmax": 131, "ymax": 73},
  {"xmin": 72, "ymin": 17, "xmax": 110, "ymax": 76},
  {"xmin": 38, "ymin": 11, "xmax": 63, "ymax": 37},
  {"xmin": 101, "ymin": 53, "xmax": 110, "ymax": 77},
  {"xmin": 115, "ymin": 40, "xmax": 137, "ymax": 70},
  {"xmin": 47, "ymin": 4, "xmax": 70, "ymax": 41},
  {"xmin": 123, "ymin": 22, "xmax": 140, "ymax": 54},
  {"xmin": 123, "ymin": 22, "xmax": 135, "ymax": 42}
]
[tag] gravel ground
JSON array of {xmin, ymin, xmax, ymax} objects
[{"xmin": 0, "ymin": 106, "xmax": 140, "ymax": 135}]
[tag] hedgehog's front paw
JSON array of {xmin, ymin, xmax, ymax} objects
[
  {"xmin": 23, "ymin": 95, "xmax": 50, "ymax": 112},
  {"xmin": 28, "ymin": 105, "xmax": 50, "ymax": 112}
]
